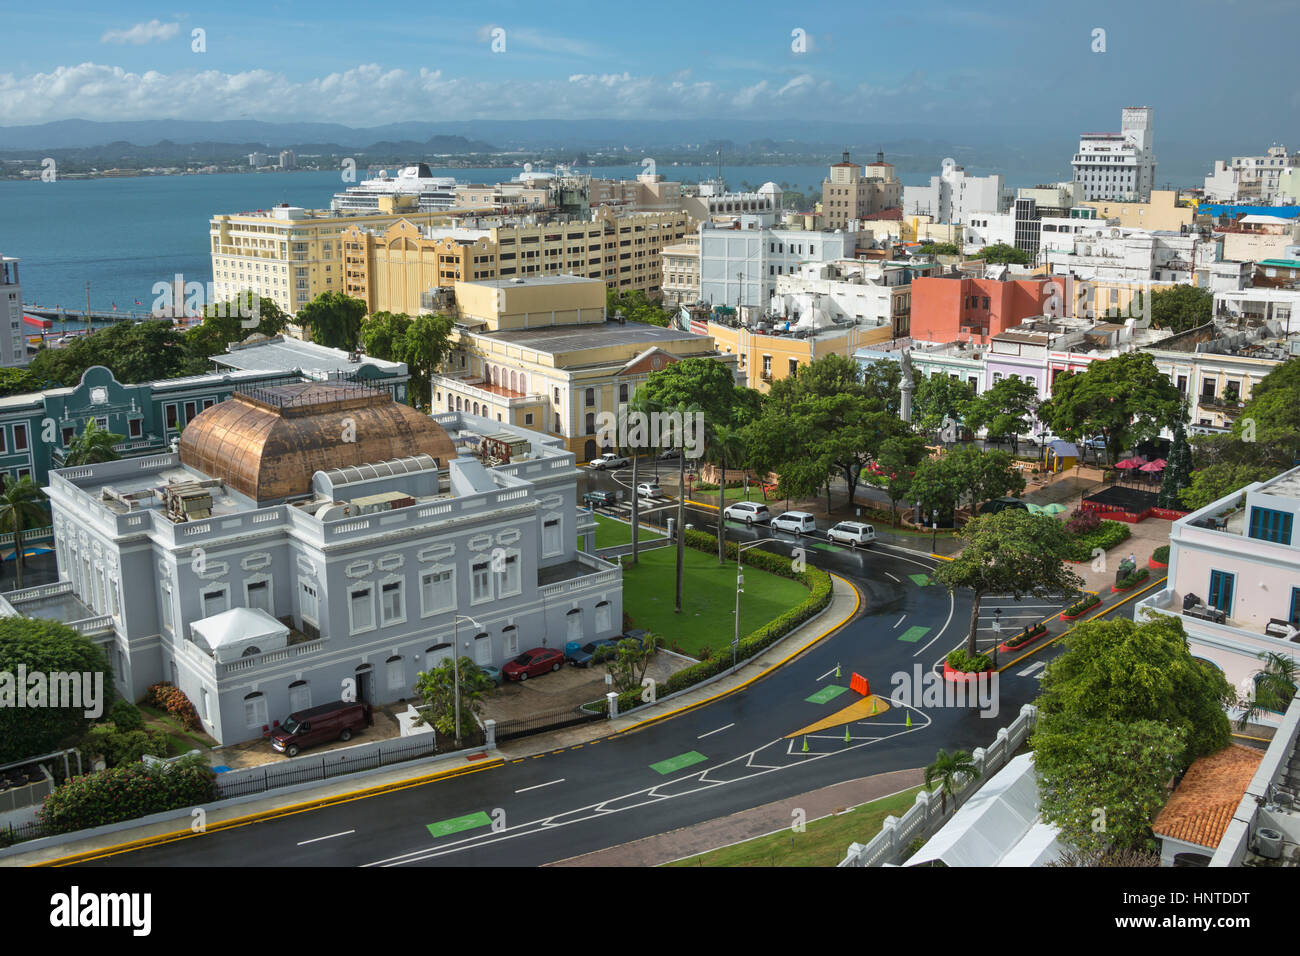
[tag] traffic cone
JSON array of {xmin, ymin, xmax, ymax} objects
[
  {"xmin": 835, "ymin": 663, "xmax": 841, "ymax": 679},
  {"xmin": 872, "ymin": 697, "xmax": 878, "ymax": 714},
  {"xmin": 802, "ymin": 735, "xmax": 809, "ymax": 753},
  {"xmin": 844, "ymin": 725, "xmax": 851, "ymax": 744},
  {"xmin": 905, "ymin": 712, "xmax": 912, "ymax": 728}
]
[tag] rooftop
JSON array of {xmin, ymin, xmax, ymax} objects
[
  {"xmin": 479, "ymin": 319, "xmax": 697, "ymax": 354},
  {"xmin": 1153, "ymin": 745, "xmax": 1265, "ymax": 849},
  {"xmin": 212, "ymin": 336, "xmax": 405, "ymax": 376}
]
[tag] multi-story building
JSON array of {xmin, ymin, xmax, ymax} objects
[
  {"xmin": 682, "ymin": 182, "xmax": 781, "ymax": 225},
  {"xmin": 18, "ymin": 383, "xmax": 619, "ymax": 745},
  {"xmin": 1202, "ymin": 145, "xmax": 1300, "ymax": 203},
  {"xmin": 903, "ymin": 164, "xmax": 1010, "ymax": 224},
  {"xmin": 698, "ymin": 220, "xmax": 854, "ymax": 314},
  {"xmin": 278, "ymin": 150, "xmax": 295, "ymax": 170},
  {"xmin": 248, "ymin": 152, "xmax": 269, "ymax": 168},
  {"xmin": 1071, "ymin": 107, "xmax": 1156, "ymax": 202},
  {"xmin": 0, "ymin": 336, "xmax": 409, "ymax": 492},
  {"xmin": 210, "ymin": 204, "xmax": 464, "ymax": 314},
  {"xmin": 1135, "ymin": 464, "xmax": 1300, "ymax": 697},
  {"xmin": 821, "ymin": 152, "xmax": 902, "ymax": 230},
  {"xmin": 770, "ymin": 259, "xmax": 921, "ymax": 336},
  {"xmin": 1, "ymin": 255, "xmax": 25, "ymax": 368},
  {"xmin": 908, "ymin": 271, "xmax": 1054, "ymax": 345},
  {"xmin": 706, "ymin": 313, "xmax": 897, "ymax": 392},
  {"xmin": 1213, "ymin": 214, "xmax": 1300, "ymax": 264},
  {"xmin": 343, "ymin": 207, "xmax": 692, "ymax": 315},
  {"xmin": 1045, "ymin": 229, "xmax": 1247, "ymax": 290},
  {"xmin": 661, "ymin": 233, "xmax": 701, "ymax": 308},
  {"xmin": 1078, "ymin": 190, "xmax": 1193, "ymax": 232},
  {"xmin": 432, "ymin": 275, "xmax": 737, "ymax": 459}
]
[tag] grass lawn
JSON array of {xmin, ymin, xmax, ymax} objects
[
  {"xmin": 665, "ymin": 786, "xmax": 923, "ymax": 866},
  {"xmin": 686, "ymin": 485, "xmax": 776, "ymax": 504},
  {"xmin": 620, "ymin": 543, "xmax": 809, "ymax": 658},
  {"xmin": 581, "ymin": 513, "xmax": 666, "ymax": 550},
  {"xmin": 139, "ymin": 703, "xmax": 216, "ymax": 754}
]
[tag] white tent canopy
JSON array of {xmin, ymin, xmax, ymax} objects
[
  {"xmin": 907, "ymin": 753, "xmax": 1065, "ymax": 867},
  {"xmin": 190, "ymin": 606, "xmax": 289, "ymax": 663}
]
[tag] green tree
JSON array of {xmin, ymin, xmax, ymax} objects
[
  {"xmin": 0, "ymin": 368, "xmax": 42, "ymax": 398},
  {"xmin": 413, "ymin": 657, "xmax": 495, "ymax": 740},
  {"xmin": 860, "ymin": 359, "xmax": 903, "ymax": 417},
  {"xmin": 360, "ymin": 311, "xmax": 454, "ymax": 410},
  {"xmin": 920, "ymin": 241, "xmax": 960, "ymax": 256},
  {"xmin": 0, "ymin": 617, "xmax": 112, "ymax": 763},
  {"xmin": 1178, "ymin": 461, "xmax": 1276, "ymax": 511},
  {"xmin": 1235, "ymin": 652, "xmax": 1297, "ymax": 730},
  {"xmin": 950, "ymin": 445, "xmax": 1026, "ymax": 513},
  {"xmin": 0, "ymin": 476, "xmax": 49, "ymax": 589},
  {"xmin": 924, "ymin": 748, "xmax": 976, "ymax": 815},
  {"xmin": 64, "ymin": 418, "xmax": 125, "ymax": 467},
  {"xmin": 1158, "ymin": 419, "xmax": 1193, "ymax": 509},
  {"xmin": 964, "ymin": 377, "xmax": 1038, "ymax": 452},
  {"xmin": 1036, "ymin": 614, "xmax": 1233, "ymax": 766},
  {"xmin": 908, "ymin": 453, "xmax": 963, "ymax": 524},
  {"xmin": 298, "ymin": 291, "xmax": 367, "ymax": 350},
  {"xmin": 184, "ymin": 291, "xmax": 289, "ymax": 363},
  {"xmin": 600, "ymin": 633, "xmax": 661, "ymax": 694},
  {"xmin": 708, "ymin": 423, "xmax": 747, "ymax": 564},
  {"xmin": 913, "ymin": 374, "xmax": 974, "ymax": 436},
  {"xmin": 28, "ymin": 321, "xmax": 194, "ymax": 386},
  {"xmin": 978, "ymin": 242, "xmax": 1032, "ymax": 265},
  {"xmin": 867, "ymin": 432, "xmax": 928, "ymax": 525},
  {"xmin": 1033, "ymin": 717, "xmax": 1184, "ymax": 854},
  {"xmin": 934, "ymin": 510, "xmax": 1081, "ymax": 657},
  {"xmin": 1039, "ymin": 352, "xmax": 1184, "ymax": 463},
  {"xmin": 1149, "ymin": 284, "xmax": 1212, "ymax": 333}
]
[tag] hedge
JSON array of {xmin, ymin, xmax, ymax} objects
[
  {"xmin": 946, "ymin": 648, "xmax": 993, "ymax": 672},
  {"xmin": 1065, "ymin": 520, "xmax": 1131, "ymax": 562},
  {"xmin": 1063, "ymin": 593, "xmax": 1101, "ymax": 617},
  {"xmin": 39, "ymin": 755, "xmax": 217, "ymax": 835},
  {"xmin": 1003, "ymin": 622, "xmax": 1048, "ymax": 649},
  {"xmin": 1115, "ymin": 566, "xmax": 1150, "ymax": 590},
  {"xmin": 145, "ymin": 681, "xmax": 201, "ymax": 731},
  {"xmin": 1153, "ymin": 544, "xmax": 1170, "ymax": 564},
  {"xmin": 594, "ymin": 529, "xmax": 834, "ymax": 713}
]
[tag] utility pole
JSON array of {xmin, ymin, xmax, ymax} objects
[{"xmin": 675, "ymin": 430, "xmax": 686, "ymax": 613}]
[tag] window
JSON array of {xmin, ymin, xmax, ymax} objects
[
  {"xmin": 128, "ymin": 419, "xmax": 142, "ymax": 438},
  {"xmin": 789, "ymin": 359, "xmax": 799, "ymax": 377},
  {"xmin": 184, "ymin": 401, "xmax": 197, "ymax": 422},
  {"xmin": 524, "ymin": 413, "xmax": 533, "ymax": 426},
  {"xmin": 585, "ymin": 388, "xmax": 595, "ymax": 407},
  {"xmin": 288, "ymin": 681, "xmax": 311, "ymax": 713},
  {"xmin": 13, "ymin": 424, "xmax": 26, "ymax": 451},
  {"xmin": 474, "ymin": 633, "xmax": 492, "ymax": 666},
  {"xmin": 1248, "ymin": 507, "xmax": 1293, "ymax": 545},
  {"xmin": 471, "ymin": 559, "xmax": 492, "ymax": 604},
  {"xmin": 496, "ymin": 553, "xmax": 521, "ymax": 598},
  {"xmin": 244, "ymin": 693, "xmax": 268, "ymax": 729},
  {"xmin": 596, "ymin": 601, "xmax": 611, "ymax": 632},
  {"xmin": 165, "ymin": 404, "xmax": 178, "ymax": 429},
  {"xmin": 386, "ymin": 655, "xmax": 405, "ymax": 691},
  {"xmin": 502, "ymin": 625, "xmax": 519, "ymax": 656},
  {"xmin": 381, "ymin": 579, "xmax": 404, "ymax": 625},
  {"xmin": 201, "ymin": 586, "xmax": 227, "ymax": 618},
  {"xmin": 246, "ymin": 579, "xmax": 271, "ymax": 614},
  {"xmin": 1291, "ymin": 588, "xmax": 1300, "ymax": 627},
  {"xmin": 543, "ymin": 518, "xmax": 562, "ymax": 556},
  {"xmin": 567, "ymin": 608, "xmax": 583, "ymax": 643},
  {"xmin": 619, "ymin": 384, "xmax": 629, "ymax": 403},
  {"xmin": 349, "ymin": 585, "xmax": 375, "ymax": 632},
  {"xmin": 160, "ymin": 584, "xmax": 174, "ymax": 633},
  {"xmin": 300, "ymin": 580, "xmax": 319, "ymax": 625},
  {"xmin": 421, "ymin": 568, "xmax": 454, "ymax": 615},
  {"xmin": 1208, "ymin": 570, "xmax": 1235, "ymax": 615},
  {"xmin": 61, "ymin": 426, "xmax": 75, "ymax": 446}
]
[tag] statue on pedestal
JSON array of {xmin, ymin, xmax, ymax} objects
[{"xmin": 899, "ymin": 348, "xmax": 915, "ymax": 424}]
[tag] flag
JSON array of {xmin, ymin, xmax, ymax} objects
[{"xmin": 134, "ymin": 299, "xmax": 142, "ymax": 306}]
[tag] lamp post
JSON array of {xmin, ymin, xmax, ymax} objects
[
  {"xmin": 734, "ymin": 540, "xmax": 769, "ymax": 668},
  {"xmin": 452, "ymin": 613, "xmax": 483, "ymax": 751},
  {"xmin": 991, "ymin": 607, "xmax": 1002, "ymax": 668},
  {"xmin": 915, "ymin": 499, "xmax": 922, "ymax": 534},
  {"xmin": 931, "ymin": 508, "xmax": 938, "ymax": 553}
]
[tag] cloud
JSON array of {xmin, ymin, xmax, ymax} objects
[{"xmin": 100, "ymin": 20, "xmax": 181, "ymax": 45}]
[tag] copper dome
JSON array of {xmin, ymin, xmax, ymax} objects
[{"xmin": 178, "ymin": 382, "xmax": 457, "ymax": 502}]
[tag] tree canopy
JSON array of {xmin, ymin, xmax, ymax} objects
[
  {"xmin": 964, "ymin": 376, "xmax": 1038, "ymax": 451},
  {"xmin": 28, "ymin": 320, "xmax": 196, "ymax": 386},
  {"xmin": 360, "ymin": 311, "xmax": 455, "ymax": 411},
  {"xmin": 912, "ymin": 373, "xmax": 974, "ymax": 435},
  {"xmin": 298, "ymin": 291, "xmax": 367, "ymax": 351},
  {"xmin": 978, "ymin": 242, "xmax": 1032, "ymax": 265},
  {"xmin": 1149, "ymin": 284, "xmax": 1212, "ymax": 333}
]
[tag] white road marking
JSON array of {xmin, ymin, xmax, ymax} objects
[
  {"xmin": 697, "ymin": 723, "xmax": 734, "ymax": 739},
  {"xmin": 515, "ymin": 778, "xmax": 566, "ymax": 794},
  {"xmin": 297, "ymin": 830, "xmax": 355, "ymax": 846},
  {"xmin": 816, "ymin": 667, "xmax": 838, "ymax": 681},
  {"xmin": 894, "ymin": 615, "xmax": 906, "ymax": 628},
  {"xmin": 885, "ymin": 572, "xmax": 901, "ymax": 582},
  {"xmin": 1017, "ymin": 662, "xmax": 1047, "ymax": 678}
]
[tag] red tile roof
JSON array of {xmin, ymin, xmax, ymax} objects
[{"xmin": 1152, "ymin": 744, "xmax": 1263, "ymax": 849}]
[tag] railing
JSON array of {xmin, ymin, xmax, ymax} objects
[{"xmin": 838, "ymin": 704, "xmax": 1039, "ymax": 867}]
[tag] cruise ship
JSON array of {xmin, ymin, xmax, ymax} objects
[{"xmin": 330, "ymin": 163, "xmax": 459, "ymax": 212}]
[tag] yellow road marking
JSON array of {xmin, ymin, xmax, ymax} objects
[{"xmin": 785, "ymin": 695, "xmax": 891, "ymax": 737}]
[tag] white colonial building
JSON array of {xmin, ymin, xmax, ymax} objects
[{"xmin": 1071, "ymin": 107, "xmax": 1157, "ymax": 202}]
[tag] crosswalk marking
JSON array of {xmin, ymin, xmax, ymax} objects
[{"xmin": 1016, "ymin": 662, "xmax": 1046, "ymax": 679}]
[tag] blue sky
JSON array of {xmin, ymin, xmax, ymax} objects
[{"xmin": 1, "ymin": 0, "xmax": 1296, "ymax": 146}]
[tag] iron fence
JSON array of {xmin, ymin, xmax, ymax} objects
[
  {"xmin": 0, "ymin": 819, "xmax": 45, "ymax": 849},
  {"xmin": 493, "ymin": 707, "xmax": 603, "ymax": 743}
]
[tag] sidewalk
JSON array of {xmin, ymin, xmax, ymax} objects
[{"xmin": 548, "ymin": 767, "xmax": 924, "ymax": 866}]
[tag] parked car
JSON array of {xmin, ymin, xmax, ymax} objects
[
  {"xmin": 270, "ymin": 700, "xmax": 372, "ymax": 758},
  {"xmin": 722, "ymin": 501, "xmax": 772, "ymax": 525},
  {"xmin": 477, "ymin": 664, "xmax": 504, "ymax": 685},
  {"xmin": 771, "ymin": 510, "xmax": 817, "ymax": 534},
  {"xmin": 636, "ymin": 481, "xmax": 664, "ymax": 499},
  {"xmin": 583, "ymin": 490, "xmax": 619, "ymax": 508},
  {"xmin": 589, "ymin": 452, "xmax": 630, "ymax": 470},
  {"xmin": 565, "ymin": 638, "xmax": 621, "ymax": 667},
  {"xmin": 827, "ymin": 521, "xmax": 876, "ymax": 547},
  {"xmin": 502, "ymin": 647, "xmax": 565, "ymax": 681},
  {"xmin": 657, "ymin": 448, "xmax": 681, "ymax": 461}
]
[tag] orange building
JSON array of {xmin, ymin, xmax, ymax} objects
[{"xmin": 909, "ymin": 275, "xmax": 1052, "ymax": 345}]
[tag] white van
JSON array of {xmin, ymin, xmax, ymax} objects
[
  {"xmin": 827, "ymin": 521, "xmax": 876, "ymax": 547},
  {"xmin": 771, "ymin": 510, "xmax": 817, "ymax": 534}
]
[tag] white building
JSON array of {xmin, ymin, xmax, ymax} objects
[
  {"xmin": 1203, "ymin": 145, "xmax": 1300, "ymax": 203},
  {"xmin": 248, "ymin": 151, "xmax": 269, "ymax": 168},
  {"xmin": 0, "ymin": 256, "xmax": 24, "ymax": 368},
  {"xmin": 769, "ymin": 260, "xmax": 916, "ymax": 330},
  {"xmin": 903, "ymin": 165, "xmax": 1011, "ymax": 224},
  {"xmin": 1045, "ymin": 229, "xmax": 1246, "ymax": 289},
  {"xmin": 698, "ymin": 220, "xmax": 853, "ymax": 312},
  {"xmin": 279, "ymin": 150, "xmax": 295, "ymax": 170},
  {"xmin": 1071, "ymin": 107, "xmax": 1156, "ymax": 202},
  {"xmin": 683, "ymin": 182, "xmax": 781, "ymax": 225}
]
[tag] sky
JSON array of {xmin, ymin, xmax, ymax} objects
[{"xmin": 1, "ymin": 0, "xmax": 1297, "ymax": 149}]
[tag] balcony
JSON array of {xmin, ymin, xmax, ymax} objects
[{"xmin": 538, "ymin": 550, "xmax": 620, "ymax": 599}]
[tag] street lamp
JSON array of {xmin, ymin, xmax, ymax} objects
[
  {"xmin": 452, "ymin": 613, "xmax": 484, "ymax": 751},
  {"xmin": 733, "ymin": 540, "xmax": 770, "ymax": 668},
  {"xmin": 915, "ymin": 499, "xmax": 922, "ymax": 533},
  {"xmin": 991, "ymin": 607, "xmax": 1002, "ymax": 668},
  {"xmin": 931, "ymin": 508, "xmax": 938, "ymax": 553}
]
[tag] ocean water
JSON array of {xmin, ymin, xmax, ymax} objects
[{"xmin": 0, "ymin": 162, "xmax": 1052, "ymax": 311}]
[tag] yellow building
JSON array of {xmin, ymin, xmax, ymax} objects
[
  {"xmin": 432, "ymin": 275, "xmax": 736, "ymax": 459},
  {"xmin": 343, "ymin": 206, "xmax": 692, "ymax": 315},
  {"xmin": 706, "ymin": 320, "xmax": 897, "ymax": 392},
  {"xmin": 209, "ymin": 199, "xmax": 474, "ymax": 314},
  {"xmin": 1078, "ymin": 190, "xmax": 1193, "ymax": 232}
]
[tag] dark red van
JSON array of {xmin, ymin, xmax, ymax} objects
[{"xmin": 270, "ymin": 700, "xmax": 372, "ymax": 757}]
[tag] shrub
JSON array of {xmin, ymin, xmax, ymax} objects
[
  {"xmin": 1063, "ymin": 593, "xmax": 1101, "ymax": 617},
  {"xmin": 698, "ymin": 645, "xmax": 714, "ymax": 661},
  {"xmin": 1004, "ymin": 622, "xmax": 1048, "ymax": 648},
  {"xmin": 109, "ymin": 700, "xmax": 144, "ymax": 732},
  {"xmin": 82, "ymin": 725, "xmax": 168, "ymax": 768},
  {"xmin": 622, "ymin": 610, "xmax": 635, "ymax": 631},
  {"xmin": 144, "ymin": 682, "xmax": 201, "ymax": 731},
  {"xmin": 1065, "ymin": 507, "xmax": 1100, "ymax": 535},
  {"xmin": 945, "ymin": 648, "xmax": 993, "ymax": 672},
  {"xmin": 1116, "ymin": 567, "xmax": 1150, "ymax": 590},
  {"xmin": 1152, "ymin": 545, "xmax": 1170, "ymax": 564},
  {"xmin": 40, "ymin": 755, "xmax": 217, "ymax": 835},
  {"xmin": 1064, "ymin": 520, "xmax": 1130, "ymax": 561}
]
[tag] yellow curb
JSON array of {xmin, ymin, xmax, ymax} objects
[
  {"xmin": 785, "ymin": 694, "xmax": 891, "ymax": 737},
  {"xmin": 32, "ymin": 756, "xmax": 505, "ymax": 867},
  {"xmin": 1231, "ymin": 732, "xmax": 1272, "ymax": 743}
]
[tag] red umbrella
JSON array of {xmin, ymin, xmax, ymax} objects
[
  {"xmin": 1114, "ymin": 458, "xmax": 1142, "ymax": 469},
  {"xmin": 1139, "ymin": 459, "xmax": 1166, "ymax": 473}
]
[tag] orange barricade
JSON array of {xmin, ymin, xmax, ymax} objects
[{"xmin": 850, "ymin": 673, "xmax": 870, "ymax": 696}]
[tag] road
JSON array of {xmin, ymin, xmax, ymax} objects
[{"xmin": 77, "ymin": 460, "xmax": 1068, "ymax": 867}]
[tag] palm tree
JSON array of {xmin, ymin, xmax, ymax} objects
[
  {"xmin": 0, "ymin": 477, "xmax": 50, "ymax": 590},
  {"xmin": 64, "ymin": 417, "xmax": 124, "ymax": 466},
  {"xmin": 1236, "ymin": 652, "xmax": 1298, "ymax": 730},
  {"xmin": 709, "ymin": 423, "xmax": 746, "ymax": 565},
  {"xmin": 924, "ymin": 748, "xmax": 977, "ymax": 816}
]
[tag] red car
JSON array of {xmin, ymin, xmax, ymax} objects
[{"xmin": 503, "ymin": 647, "xmax": 564, "ymax": 681}]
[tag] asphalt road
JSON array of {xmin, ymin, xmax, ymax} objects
[{"xmin": 80, "ymin": 461, "xmax": 1067, "ymax": 867}]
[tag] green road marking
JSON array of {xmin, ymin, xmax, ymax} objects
[
  {"xmin": 806, "ymin": 684, "xmax": 849, "ymax": 704},
  {"xmin": 651, "ymin": 751, "xmax": 708, "ymax": 775},
  {"xmin": 806, "ymin": 539, "xmax": 840, "ymax": 552},
  {"xmin": 908, "ymin": 573, "xmax": 934, "ymax": 587},
  {"xmin": 426, "ymin": 811, "xmax": 493, "ymax": 838},
  {"xmin": 898, "ymin": 626, "xmax": 931, "ymax": 643}
]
